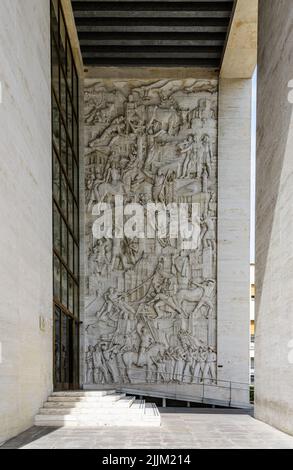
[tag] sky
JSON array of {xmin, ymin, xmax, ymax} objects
[{"xmin": 250, "ymin": 70, "xmax": 257, "ymax": 263}]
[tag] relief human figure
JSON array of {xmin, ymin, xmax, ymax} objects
[
  {"xmin": 148, "ymin": 105, "xmax": 179, "ymax": 134},
  {"xmin": 182, "ymin": 347, "xmax": 194, "ymax": 383},
  {"xmin": 151, "ymin": 279, "xmax": 185, "ymax": 320},
  {"xmin": 200, "ymin": 134, "xmax": 213, "ymax": 177},
  {"xmin": 85, "ymin": 172, "xmax": 97, "ymax": 211},
  {"xmin": 98, "ymin": 287, "xmax": 119, "ymax": 320},
  {"xmin": 203, "ymin": 347, "xmax": 217, "ymax": 384},
  {"xmin": 89, "ymin": 239, "xmax": 112, "ymax": 277},
  {"xmin": 202, "ymin": 166, "xmax": 209, "ymax": 194},
  {"xmin": 84, "ymin": 93, "xmax": 105, "ymax": 124},
  {"xmin": 120, "ymin": 238, "xmax": 144, "ymax": 270},
  {"xmin": 171, "ymin": 251, "xmax": 191, "ymax": 286},
  {"xmin": 207, "ymin": 191, "xmax": 217, "ymax": 217},
  {"xmin": 100, "ymin": 343, "xmax": 121, "ymax": 383},
  {"xmin": 193, "ymin": 346, "xmax": 208, "ymax": 383},
  {"xmin": 85, "ymin": 288, "xmax": 119, "ymax": 334},
  {"xmin": 190, "ymin": 348, "xmax": 200, "ymax": 383},
  {"xmin": 168, "ymin": 106, "xmax": 181, "ymax": 135},
  {"xmin": 177, "ymin": 134, "xmax": 197, "ymax": 178},
  {"xmin": 144, "ymin": 126, "xmax": 165, "ymax": 171},
  {"xmin": 189, "ymin": 279, "xmax": 215, "ymax": 318},
  {"xmin": 152, "ymin": 352, "xmax": 167, "ymax": 383},
  {"xmin": 173, "ymin": 347, "xmax": 186, "ymax": 383},
  {"xmin": 122, "ymin": 154, "xmax": 145, "ymax": 193},
  {"xmin": 94, "ymin": 163, "xmax": 125, "ymax": 202},
  {"xmin": 163, "ymin": 349, "xmax": 175, "ymax": 383},
  {"xmin": 85, "ymin": 345, "xmax": 95, "ymax": 384},
  {"xmin": 201, "ymin": 216, "xmax": 216, "ymax": 252},
  {"xmin": 152, "ymin": 171, "xmax": 168, "ymax": 204},
  {"xmin": 136, "ymin": 325, "xmax": 153, "ymax": 367},
  {"xmin": 93, "ymin": 343, "xmax": 109, "ymax": 384}
]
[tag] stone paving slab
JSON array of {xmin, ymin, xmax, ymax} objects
[{"xmin": 1, "ymin": 409, "xmax": 293, "ymax": 449}]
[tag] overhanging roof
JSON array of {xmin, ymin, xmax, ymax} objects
[{"xmin": 71, "ymin": 0, "xmax": 236, "ymax": 68}]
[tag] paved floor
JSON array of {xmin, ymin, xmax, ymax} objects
[{"xmin": 2, "ymin": 409, "xmax": 293, "ymax": 449}]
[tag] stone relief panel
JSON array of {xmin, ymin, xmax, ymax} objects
[{"xmin": 84, "ymin": 78, "xmax": 218, "ymax": 386}]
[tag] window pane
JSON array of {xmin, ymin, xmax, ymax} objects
[
  {"xmin": 61, "ymin": 266, "xmax": 68, "ymax": 308},
  {"xmin": 73, "ymin": 116, "xmax": 78, "ymax": 157},
  {"xmin": 51, "ymin": 0, "xmax": 59, "ymax": 43},
  {"xmin": 61, "ymin": 218, "xmax": 68, "ymax": 264},
  {"xmin": 73, "ymin": 158, "xmax": 78, "ymax": 198},
  {"xmin": 68, "ymin": 275, "xmax": 74, "ymax": 314},
  {"xmin": 53, "ymin": 204, "xmax": 61, "ymax": 253},
  {"xmin": 52, "ymin": 94, "xmax": 60, "ymax": 150},
  {"xmin": 60, "ymin": 66, "xmax": 66, "ymax": 117},
  {"xmin": 54, "ymin": 307, "xmax": 61, "ymax": 384},
  {"xmin": 51, "ymin": 36, "xmax": 59, "ymax": 100},
  {"xmin": 60, "ymin": 173, "xmax": 67, "ymax": 218},
  {"xmin": 67, "ymin": 94, "xmax": 72, "ymax": 144},
  {"xmin": 73, "ymin": 321, "xmax": 79, "ymax": 383},
  {"xmin": 67, "ymin": 41, "xmax": 72, "ymax": 96},
  {"xmin": 74, "ymin": 242, "xmax": 79, "ymax": 277},
  {"xmin": 68, "ymin": 145, "xmax": 73, "ymax": 188},
  {"xmin": 73, "ymin": 65, "xmax": 78, "ymax": 114},
  {"xmin": 60, "ymin": 120, "xmax": 67, "ymax": 170},
  {"xmin": 74, "ymin": 283, "xmax": 79, "ymax": 317},
  {"xmin": 53, "ymin": 255, "xmax": 61, "ymax": 300},
  {"xmin": 68, "ymin": 233, "xmax": 74, "ymax": 273},
  {"xmin": 68, "ymin": 190, "xmax": 73, "ymax": 232},
  {"xmin": 61, "ymin": 313, "xmax": 69, "ymax": 383},
  {"xmin": 74, "ymin": 201, "xmax": 79, "ymax": 238},
  {"xmin": 53, "ymin": 150, "xmax": 60, "ymax": 203}
]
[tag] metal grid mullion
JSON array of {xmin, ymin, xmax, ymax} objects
[
  {"xmin": 52, "ymin": 107, "xmax": 79, "ymax": 206},
  {"xmin": 53, "ymin": 195, "xmax": 79, "ymax": 247}
]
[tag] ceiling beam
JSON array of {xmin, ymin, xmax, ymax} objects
[
  {"xmin": 220, "ymin": 0, "xmax": 258, "ymax": 78},
  {"xmin": 74, "ymin": 10, "xmax": 232, "ymax": 18},
  {"xmin": 71, "ymin": 0, "xmax": 235, "ymax": 68},
  {"xmin": 83, "ymin": 57, "xmax": 220, "ymax": 66}
]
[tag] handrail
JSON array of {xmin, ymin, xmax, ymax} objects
[{"xmin": 92, "ymin": 366, "xmax": 251, "ymax": 392}]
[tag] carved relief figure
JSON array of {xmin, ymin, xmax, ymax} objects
[{"xmin": 84, "ymin": 78, "xmax": 218, "ymax": 386}]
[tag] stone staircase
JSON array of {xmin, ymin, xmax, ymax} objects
[{"xmin": 35, "ymin": 390, "xmax": 161, "ymax": 427}]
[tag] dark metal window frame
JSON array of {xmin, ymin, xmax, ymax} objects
[{"xmin": 51, "ymin": 0, "xmax": 80, "ymax": 390}]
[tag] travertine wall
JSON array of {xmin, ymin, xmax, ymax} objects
[
  {"xmin": 0, "ymin": 0, "xmax": 52, "ymax": 443},
  {"xmin": 217, "ymin": 78, "xmax": 251, "ymax": 388},
  {"xmin": 83, "ymin": 77, "xmax": 218, "ymax": 388},
  {"xmin": 255, "ymin": 0, "xmax": 293, "ymax": 435}
]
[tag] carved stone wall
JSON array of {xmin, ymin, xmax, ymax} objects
[{"xmin": 83, "ymin": 78, "xmax": 218, "ymax": 386}]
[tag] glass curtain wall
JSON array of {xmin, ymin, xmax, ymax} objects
[{"xmin": 51, "ymin": 0, "xmax": 80, "ymax": 390}]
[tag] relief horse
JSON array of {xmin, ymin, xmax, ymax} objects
[{"xmin": 122, "ymin": 342, "xmax": 165, "ymax": 383}]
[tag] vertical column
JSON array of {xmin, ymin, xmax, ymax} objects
[
  {"xmin": 217, "ymin": 79, "xmax": 251, "ymax": 398},
  {"xmin": 255, "ymin": 0, "xmax": 293, "ymax": 436}
]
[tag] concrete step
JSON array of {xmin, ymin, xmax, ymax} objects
[
  {"xmin": 38, "ymin": 403, "xmax": 144, "ymax": 416},
  {"xmin": 34, "ymin": 416, "xmax": 160, "ymax": 427},
  {"xmin": 114, "ymin": 396, "xmax": 136, "ymax": 408},
  {"xmin": 39, "ymin": 398, "xmax": 143, "ymax": 414},
  {"xmin": 51, "ymin": 390, "xmax": 116, "ymax": 398},
  {"xmin": 35, "ymin": 391, "xmax": 161, "ymax": 427},
  {"xmin": 47, "ymin": 393, "xmax": 126, "ymax": 403},
  {"xmin": 143, "ymin": 403, "xmax": 161, "ymax": 422},
  {"xmin": 43, "ymin": 398, "xmax": 123, "ymax": 409}
]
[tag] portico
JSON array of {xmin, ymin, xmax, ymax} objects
[{"xmin": 1, "ymin": 0, "xmax": 293, "ymax": 447}]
